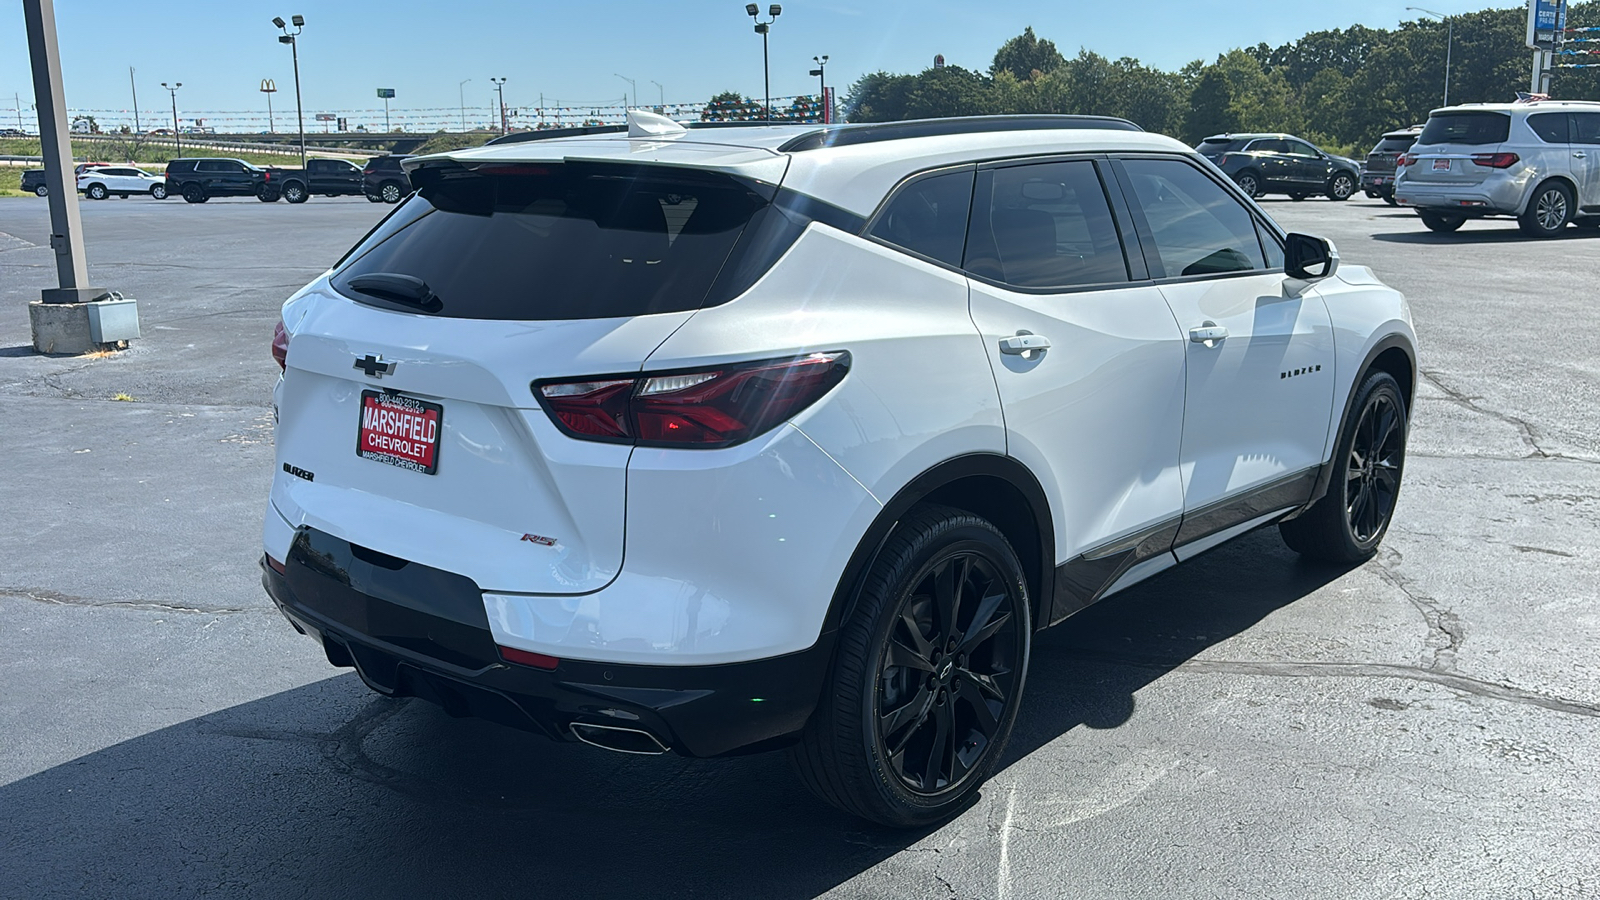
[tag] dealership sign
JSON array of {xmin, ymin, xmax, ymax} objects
[{"xmin": 1528, "ymin": 0, "xmax": 1567, "ymax": 48}]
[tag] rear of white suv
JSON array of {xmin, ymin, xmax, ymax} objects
[{"xmin": 264, "ymin": 114, "xmax": 1416, "ymax": 827}]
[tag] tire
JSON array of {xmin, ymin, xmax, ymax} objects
[
  {"xmin": 283, "ymin": 181, "xmax": 309, "ymax": 204},
  {"xmin": 1518, "ymin": 181, "xmax": 1573, "ymax": 238},
  {"xmin": 1289, "ymin": 193, "xmax": 1309, "ymax": 201},
  {"xmin": 34, "ymin": 185, "xmax": 48, "ymax": 197},
  {"xmin": 150, "ymin": 184, "xmax": 167, "ymax": 200},
  {"xmin": 87, "ymin": 183, "xmax": 107, "ymax": 200},
  {"xmin": 1327, "ymin": 172, "xmax": 1356, "ymax": 201},
  {"xmin": 790, "ymin": 504, "xmax": 1032, "ymax": 828},
  {"xmin": 1418, "ymin": 211, "xmax": 1465, "ymax": 233},
  {"xmin": 366, "ymin": 192, "xmax": 385, "ymax": 203},
  {"xmin": 258, "ymin": 186, "xmax": 280, "ymax": 202},
  {"xmin": 118, "ymin": 193, "xmax": 129, "ymax": 199},
  {"xmin": 181, "ymin": 183, "xmax": 207, "ymax": 204},
  {"xmin": 1383, "ymin": 194, "xmax": 1398, "ymax": 207},
  {"xmin": 1280, "ymin": 371, "xmax": 1407, "ymax": 563},
  {"xmin": 1234, "ymin": 171, "xmax": 1263, "ymax": 198},
  {"xmin": 380, "ymin": 180, "xmax": 404, "ymax": 203}
]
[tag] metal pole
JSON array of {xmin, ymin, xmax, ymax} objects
[
  {"xmin": 1444, "ymin": 20, "xmax": 1453, "ymax": 106},
  {"xmin": 290, "ymin": 36, "xmax": 305, "ymax": 168},
  {"xmin": 763, "ymin": 28, "xmax": 771, "ymax": 122},
  {"xmin": 458, "ymin": 79, "xmax": 470, "ymax": 131},
  {"xmin": 651, "ymin": 80, "xmax": 664, "ymax": 109},
  {"xmin": 165, "ymin": 84, "xmax": 181, "ymax": 157},
  {"xmin": 129, "ymin": 67, "xmax": 140, "ymax": 134},
  {"xmin": 267, "ymin": 90, "xmax": 274, "ymax": 133},
  {"xmin": 23, "ymin": 0, "xmax": 98, "ymax": 302},
  {"xmin": 384, "ymin": 97, "xmax": 390, "ymax": 133}
]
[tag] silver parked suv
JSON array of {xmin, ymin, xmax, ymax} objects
[{"xmin": 1394, "ymin": 100, "xmax": 1600, "ymax": 237}]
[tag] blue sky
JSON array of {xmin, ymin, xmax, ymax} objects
[{"xmin": 2, "ymin": 0, "xmax": 1510, "ymax": 130}]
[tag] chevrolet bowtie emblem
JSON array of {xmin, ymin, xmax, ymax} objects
[{"xmin": 354, "ymin": 354, "xmax": 396, "ymax": 379}]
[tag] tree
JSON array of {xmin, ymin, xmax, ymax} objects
[
  {"xmin": 1184, "ymin": 68, "xmax": 1233, "ymax": 143},
  {"xmin": 990, "ymin": 26, "xmax": 1065, "ymax": 81},
  {"xmin": 843, "ymin": 71, "xmax": 917, "ymax": 122},
  {"xmin": 902, "ymin": 66, "xmax": 993, "ymax": 119}
]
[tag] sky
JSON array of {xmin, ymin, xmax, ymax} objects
[{"xmin": 2, "ymin": 0, "xmax": 1517, "ymax": 131}]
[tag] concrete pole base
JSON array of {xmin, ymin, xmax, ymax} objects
[{"xmin": 28, "ymin": 296, "xmax": 139, "ymax": 355}]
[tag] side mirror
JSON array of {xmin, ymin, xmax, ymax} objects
[{"xmin": 1285, "ymin": 232, "xmax": 1338, "ymax": 281}]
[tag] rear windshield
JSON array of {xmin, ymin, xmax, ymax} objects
[
  {"xmin": 1196, "ymin": 138, "xmax": 1245, "ymax": 154},
  {"xmin": 1419, "ymin": 113, "xmax": 1510, "ymax": 146},
  {"xmin": 331, "ymin": 163, "xmax": 769, "ymax": 320},
  {"xmin": 1373, "ymin": 135, "xmax": 1417, "ymax": 153}
]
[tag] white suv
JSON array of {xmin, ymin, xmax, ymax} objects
[
  {"xmin": 263, "ymin": 112, "xmax": 1416, "ymax": 827},
  {"xmin": 1394, "ymin": 100, "xmax": 1600, "ymax": 236}
]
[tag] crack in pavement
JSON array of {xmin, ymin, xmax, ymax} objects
[
  {"xmin": 1419, "ymin": 368, "xmax": 1599, "ymax": 464},
  {"xmin": 1370, "ymin": 547, "xmax": 1464, "ymax": 672},
  {"xmin": 2, "ymin": 587, "xmax": 255, "ymax": 616}
]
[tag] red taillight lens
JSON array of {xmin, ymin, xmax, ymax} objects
[
  {"xmin": 1395, "ymin": 154, "xmax": 1411, "ymax": 167},
  {"xmin": 271, "ymin": 319, "xmax": 290, "ymax": 370},
  {"xmin": 1471, "ymin": 152, "xmax": 1520, "ymax": 169},
  {"xmin": 536, "ymin": 352, "xmax": 850, "ymax": 448},
  {"xmin": 499, "ymin": 645, "xmax": 559, "ymax": 670}
]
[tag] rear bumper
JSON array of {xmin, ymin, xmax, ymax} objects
[
  {"xmin": 1394, "ymin": 176, "xmax": 1526, "ymax": 215},
  {"xmin": 261, "ymin": 529, "xmax": 833, "ymax": 758}
]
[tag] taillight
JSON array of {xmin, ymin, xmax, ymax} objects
[
  {"xmin": 1395, "ymin": 154, "xmax": 1412, "ymax": 167},
  {"xmin": 263, "ymin": 171, "xmax": 272, "ymax": 182},
  {"xmin": 535, "ymin": 352, "xmax": 850, "ymax": 448},
  {"xmin": 271, "ymin": 319, "xmax": 290, "ymax": 370},
  {"xmin": 1471, "ymin": 152, "xmax": 1520, "ymax": 169}
]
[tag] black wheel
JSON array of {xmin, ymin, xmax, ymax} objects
[
  {"xmin": 790, "ymin": 505, "xmax": 1032, "ymax": 828},
  {"xmin": 1280, "ymin": 371, "xmax": 1407, "ymax": 563},
  {"xmin": 1518, "ymin": 181, "xmax": 1573, "ymax": 238},
  {"xmin": 87, "ymin": 183, "xmax": 107, "ymax": 200},
  {"xmin": 1383, "ymin": 194, "xmax": 1398, "ymax": 207},
  {"xmin": 1290, "ymin": 192, "xmax": 1309, "ymax": 201},
  {"xmin": 257, "ymin": 185, "xmax": 280, "ymax": 202},
  {"xmin": 1234, "ymin": 171, "xmax": 1262, "ymax": 198},
  {"xmin": 366, "ymin": 192, "xmax": 385, "ymax": 203},
  {"xmin": 34, "ymin": 184, "xmax": 48, "ymax": 197},
  {"xmin": 283, "ymin": 182, "xmax": 309, "ymax": 204},
  {"xmin": 1327, "ymin": 172, "xmax": 1356, "ymax": 201},
  {"xmin": 118, "ymin": 193, "xmax": 129, "ymax": 199},
  {"xmin": 1418, "ymin": 211, "xmax": 1465, "ymax": 233},
  {"xmin": 379, "ymin": 181, "xmax": 403, "ymax": 203},
  {"xmin": 181, "ymin": 183, "xmax": 207, "ymax": 204},
  {"xmin": 150, "ymin": 184, "xmax": 167, "ymax": 200}
]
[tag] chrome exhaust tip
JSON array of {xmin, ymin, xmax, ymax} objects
[{"xmin": 570, "ymin": 722, "xmax": 669, "ymax": 755}]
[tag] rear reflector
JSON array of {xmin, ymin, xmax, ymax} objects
[
  {"xmin": 1471, "ymin": 152, "xmax": 1520, "ymax": 169},
  {"xmin": 535, "ymin": 352, "xmax": 851, "ymax": 448},
  {"xmin": 271, "ymin": 319, "xmax": 290, "ymax": 370},
  {"xmin": 265, "ymin": 555, "xmax": 287, "ymax": 575},
  {"xmin": 499, "ymin": 646, "xmax": 560, "ymax": 670}
]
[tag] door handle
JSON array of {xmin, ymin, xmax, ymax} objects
[
  {"xmin": 1576, "ymin": 151, "xmax": 1589, "ymax": 160},
  {"xmin": 999, "ymin": 332, "xmax": 1051, "ymax": 355},
  {"xmin": 1189, "ymin": 322, "xmax": 1229, "ymax": 346}
]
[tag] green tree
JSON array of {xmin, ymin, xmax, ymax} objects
[
  {"xmin": 990, "ymin": 26, "xmax": 1065, "ymax": 81},
  {"xmin": 1184, "ymin": 68, "xmax": 1233, "ymax": 142},
  {"xmin": 903, "ymin": 65, "xmax": 994, "ymax": 119},
  {"xmin": 844, "ymin": 71, "xmax": 918, "ymax": 122}
]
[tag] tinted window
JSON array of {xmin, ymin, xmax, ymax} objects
[
  {"xmin": 1249, "ymin": 139, "xmax": 1287, "ymax": 154},
  {"xmin": 1373, "ymin": 135, "xmax": 1418, "ymax": 153},
  {"xmin": 196, "ymin": 160, "xmax": 229, "ymax": 173},
  {"xmin": 1257, "ymin": 221, "xmax": 1285, "ymax": 270},
  {"xmin": 1528, "ymin": 113, "xmax": 1569, "ymax": 143},
  {"xmin": 1572, "ymin": 113, "xmax": 1600, "ymax": 145},
  {"xmin": 869, "ymin": 169, "xmax": 974, "ymax": 267},
  {"xmin": 1284, "ymin": 140, "xmax": 1319, "ymax": 156},
  {"xmin": 964, "ymin": 160, "xmax": 1128, "ymax": 289},
  {"xmin": 1122, "ymin": 158, "xmax": 1266, "ymax": 279},
  {"xmin": 332, "ymin": 163, "xmax": 768, "ymax": 321},
  {"xmin": 1419, "ymin": 112, "xmax": 1510, "ymax": 146},
  {"xmin": 1197, "ymin": 138, "xmax": 1245, "ymax": 154}
]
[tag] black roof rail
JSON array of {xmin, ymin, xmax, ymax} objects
[{"xmin": 775, "ymin": 115, "xmax": 1143, "ymax": 153}]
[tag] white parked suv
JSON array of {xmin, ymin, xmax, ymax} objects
[
  {"xmin": 262, "ymin": 111, "xmax": 1416, "ymax": 827},
  {"xmin": 1394, "ymin": 99, "xmax": 1600, "ymax": 236},
  {"xmin": 75, "ymin": 166, "xmax": 168, "ymax": 200}
]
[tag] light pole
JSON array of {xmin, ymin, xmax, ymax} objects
[
  {"xmin": 458, "ymin": 78, "xmax": 471, "ymax": 131},
  {"xmin": 746, "ymin": 4, "xmax": 782, "ymax": 122},
  {"xmin": 161, "ymin": 81, "xmax": 181, "ymax": 156},
  {"xmin": 809, "ymin": 54, "xmax": 828, "ymax": 123},
  {"xmin": 650, "ymin": 79, "xmax": 664, "ymax": 111},
  {"xmin": 260, "ymin": 79, "xmax": 277, "ymax": 133},
  {"xmin": 272, "ymin": 15, "xmax": 307, "ymax": 168},
  {"xmin": 1407, "ymin": 7, "xmax": 1453, "ymax": 107},
  {"xmin": 129, "ymin": 67, "xmax": 140, "ymax": 134},
  {"xmin": 490, "ymin": 77, "xmax": 507, "ymax": 134},
  {"xmin": 614, "ymin": 74, "xmax": 637, "ymax": 109}
]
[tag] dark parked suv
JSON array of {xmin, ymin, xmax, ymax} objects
[
  {"xmin": 1197, "ymin": 133, "xmax": 1362, "ymax": 201},
  {"xmin": 1362, "ymin": 126, "xmax": 1423, "ymax": 204},
  {"xmin": 21, "ymin": 169, "xmax": 48, "ymax": 196},
  {"xmin": 164, "ymin": 158, "xmax": 271, "ymax": 203},
  {"xmin": 361, "ymin": 154, "xmax": 414, "ymax": 203}
]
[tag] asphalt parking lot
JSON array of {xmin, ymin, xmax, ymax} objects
[{"xmin": 2, "ymin": 194, "xmax": 1598, "ymax": 899}]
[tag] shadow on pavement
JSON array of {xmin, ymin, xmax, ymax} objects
[
  {"xmin": 0, "ymin": 530, "xmax": 1351, "ymax": 898},
  {"xmin": 1372, "ymin": 226, "xmax": 1600, "ymax": 245}
]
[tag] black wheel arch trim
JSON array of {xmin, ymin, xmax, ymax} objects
[{"xmin": 1299, "ymin": 333, "xmax": 1416, "ymax": 516}]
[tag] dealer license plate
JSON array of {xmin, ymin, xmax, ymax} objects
[
  {"xmin": 1432, "ymin": 159, "xmax": 1451, "ymax": 172},
  {"xmin": 357, "ymin": 390, "xmax": 441, "ymax": 474}
]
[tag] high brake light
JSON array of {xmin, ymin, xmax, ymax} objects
[
  {"xmin": 272, "ymin": 319, "xmax": 290, "ymax": 370},
  {"xmin": 535, "ymin": 352, "xmax": 851, "ymax": 448},
  {"xmin": 1471, "ymin": 152, "xmax": 1520, "ymax": 169}
]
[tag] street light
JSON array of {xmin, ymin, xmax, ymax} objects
[
  {"xmin": 650, "ymin": 79, "xmax": 665, "ymax": 111},
  {"xmin": 614, "ymin": 74, "xmax": 637, "ymax": 109},
  {"xmin": 809, "ymin": 54, "xmax": 829, "ymax": 124},
  {"xmin": 1407, "ymin": 7, "xmax": 1453, "ymax": 107},
  {"xmin": 458, "ymin": 78, "xmax": 471, "ymax": 132},
  {"xmin": 272, "ymin": 14, "xmax": 307, "ymax": 168},
  {"xmin": 160, "ymin": 81, "xmax": 181, "ymax": 156},
  {"xmin": 490, "ymin": 77, "xmax": 507, "ymax": 134},
  {"xmin": 747, "ymin": 4, "xmax": 782, "ymax": 122}
]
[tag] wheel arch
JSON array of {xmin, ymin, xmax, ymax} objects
[
  {"xmin": 823, "ymin": 453, "xmax": 1055, "ymax": 639},
  {"xmin": 1519, "ymin": 175, "xmax": 1579, "ymax": 215},
  {"xmin": 1302, "ymin": 332, "xmax": 1415, "ymax": 513}
]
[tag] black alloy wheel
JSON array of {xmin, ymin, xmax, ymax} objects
[
  {"xmin": 181, "ymin": 183, "xmax": 206, "ymax": 204},
  {"xmin": 380, "ymin": 181, "xmax": 403, "ymax": 203},
  {"xmin": 1519, "ymin": 181, "xmax": 1573, "ymax": 238},
  {"xmin": 791, "ymin": 505, "xmax": 1032, "ymax": 827},
  {"xmin": 1328, "ymin": 173, "xmax": 1356, "ymax": 201},
  {"xmin": 1290, "ymin": 192, "xmax": 1309, "ymax": 201},
  {"xmin": 87, "ymin": 183, "xmax": 107, "ymax": 200},
  {"xmin": 1235, "ymin": 171, "xmax": 1262, "ymax": 198},
  {"xmin": 1280, "ymin": 370, "xmax": 1407, "ymax": 562},
  {"xmin": 366, "ymin": 192, "xmax": 385, "ymax": 203}
]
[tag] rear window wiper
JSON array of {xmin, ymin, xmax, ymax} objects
[{"xmin": 344, "ymin": 273, "xmax": 443, "ymax": 313}]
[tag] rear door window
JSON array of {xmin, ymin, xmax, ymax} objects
[
  {"xmin": 1419, "ymin": 113, "xmax": 1510, "ymax": 145},
  {"xmin": 1120, "ymin": 158, "xmax": 1267, "ymax": 279},
  {"xmin": 1572, "ymin": 113, "xmax": 1600, "ymax": 145},
  {"xmin": 963, "ymin": 160, "xmax": 1129, "ymax": 289},
  {"xmin": 331, "ymin": 163, "xmax": 770, "ymax": 320},
  {"xmin": 869, "ymin": 168, "xmax": 974, "ymax": 267},
  {"xmin": 1528, "ymin": 113, "xmax": 1570, "ymax": 143},
  {"xmin": 197, "ymin": 160, "xmax": 227, "ymax": 173}
]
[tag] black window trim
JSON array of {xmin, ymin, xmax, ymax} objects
[
  {"xmin": 859, "ymin": 162, "xmax": 979, "ymax": 273},
  {"xmin": 1107, "ymin": 152, "xmax": 1286, "ymax": 287}
]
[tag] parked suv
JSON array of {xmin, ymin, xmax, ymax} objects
[
  {"xmin": 164, "ymin": 157, "xmax": 271, "ymax": 203},
  {"xmin": 1362, "ymin": 126, "xmax": 1423, "ymax": 204},
  {"xmin": 361, "ymin": 154, "xmax": 414, "ymax": 203},
  {"xmin": 1395, "ymin": 100, "xmax": 1600, "ymax": 236},
  {"xmin": 20, "ymin": 169, "xmax": 47, "ymax": 196},
  {"xmin": 1197, "ymin": 133, "xmax": 1362, "ymax": 201},
  {"xmin": 263, "ymin": 112, "xmax": 1416, "ymax": 827}
]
